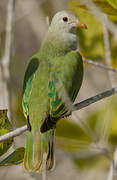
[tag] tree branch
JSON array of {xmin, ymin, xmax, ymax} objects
[
  {"xmin": 0, "ymin": 87, "xmax": 117, "ymax": 142},
  {"xmin": 72, "ymin": 87, "xmax": 117, "ymax": 111},
  {"xmin": 83, "ymin": 58, "xmax": 117, "ymax": 73},
  {"xmin": 0, "ymin": 125, "xmax": 28, "ymax": 142}
]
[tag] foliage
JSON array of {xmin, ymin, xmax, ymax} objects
[
  {"xmin": 0, "ymin": 147, "xmax": 25, "ymax": 166},
  {"xmin": 69, "ymin": 0, "xmax": 117, "ymax": 17},
  {"xmin": 0, "ymin": 110, "xmax": 13, "ymax": 156},
  {"xmin": 0, "ymin": 109, "xmax": 25, "ymax": 166}
]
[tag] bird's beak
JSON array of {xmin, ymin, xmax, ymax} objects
[{"xmin": 77, "ymin": 22, "xmax": 87, "ymax": 29}]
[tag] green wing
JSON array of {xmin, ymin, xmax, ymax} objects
[
  {"xmin": 49, "ymin": 50, "xmax": 83, "ymax": 118},
  {"xmin": 22, "ymin": 55, "xmax": 39, "ymax": 118},
  {"xmin": 41, "ymin": 50, "xmax": 83, "ymax": 132}
]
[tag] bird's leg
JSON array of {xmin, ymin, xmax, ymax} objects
[{"xmin": 27, "ymin": 115, "xmax": 31, "ymax": 131}]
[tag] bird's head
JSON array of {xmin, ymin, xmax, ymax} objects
[{"xmin": 50, "ymin": 10, "xmax": 87, "ymax": 34}]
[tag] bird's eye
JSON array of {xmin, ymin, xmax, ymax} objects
[{"xmin": 62, "ymin": 17, "xmax": 68, "ymax": 22}]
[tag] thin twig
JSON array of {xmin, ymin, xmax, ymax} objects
[
  {"xmin": 83, "ymin": 58, "xmax": 117, "ymax": 73},
  {"xmin": 0, "ymin": 87, "xmax": 117, "ymax": 142}
]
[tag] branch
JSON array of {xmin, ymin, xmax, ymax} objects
[
  {"xmin": 0, "ymin": 87, "xmax": 117, "ymax": 142},
  {"xmin": 0, "ymin": 125, "xmax": 28, "ymax": 142},
  {"xmin": 72, "ymin": 87, "xmax": 117, "ymax": 111},
  {"xmin": 83, "ymin": 58, "xmax": 117, "ymax": 73}
]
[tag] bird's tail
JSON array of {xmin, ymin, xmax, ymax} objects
[{"xmin": 24, "ymin": 128, "xmax": 55, "ymax": 172}]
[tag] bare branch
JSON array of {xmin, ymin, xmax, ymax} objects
[
  {"xmin": 83, "ymin": 58, "xmax": 117, "ymax": 73},
  {"xmin": 0, "ymin": 87, "xmax": 117, "ymax": 142},
  {"xmin": 73, "ymin": 87, "xmax": 117, "ymax": 111},
  {"xmin": 0, "ymin": 125, "xmax": 28, "ymax": 142}
]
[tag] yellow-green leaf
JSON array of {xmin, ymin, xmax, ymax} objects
[
  {"xmin": 107, "ymin": 0, "xmax": 117, "ymax": 9},
  {"xmin": 0, "ymin": 109, "xmax": 13, "ymax": 156},
  {"xmin": 69, "ymin": 0, "xmax": 117, "ymax": 16},
  {"xmin": 0, "ymin": 147, "xmax": 25, "ymax": 166}
]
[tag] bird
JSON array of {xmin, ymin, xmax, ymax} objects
[{"xmin": 22, "ymin": 10, "xmax": 87, "ymax": 173}]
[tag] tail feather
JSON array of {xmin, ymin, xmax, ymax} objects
[{"xmin": 24, "ymin": 129, "xmax": 55, "ymax": 172}]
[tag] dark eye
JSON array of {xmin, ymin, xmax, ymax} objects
[{"xmin": 63, "ymin": 17, "xmax": 68, "ymax": 22}]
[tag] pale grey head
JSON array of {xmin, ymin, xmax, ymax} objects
[
  {"xmin": 50, "ymin": 10, "xmax": 87, "ymax": 34},
  {"xmin": 41, "ymin": 10, "xmax": 87, "ymax": 54}
]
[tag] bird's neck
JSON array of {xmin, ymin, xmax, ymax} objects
[{"xmin": 39, "ymin": 29, "xmax": 78, "ymax": 58}]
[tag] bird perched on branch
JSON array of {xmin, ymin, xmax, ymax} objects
[{"xmin": 22, "ymin": 10, "xmax": 87, "ymax": 172}]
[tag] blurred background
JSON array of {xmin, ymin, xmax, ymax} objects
[{"xmin": 0, "ymin": 0, "xmax": 117, "ymax": 179}]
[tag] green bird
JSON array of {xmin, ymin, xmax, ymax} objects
[{"xmin": 22, "ymin": 10, "xmax": 87, "ymax": 172}]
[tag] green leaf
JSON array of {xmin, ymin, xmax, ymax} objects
[
  {"xmin": 106, "ymin": 0, "xmax": 117, "ymax": 9},
  {"xmin": 0, "ymin": 147, "xmax": 25, "ymax": 166},
  {"xmin": 69, "ymin": 0, "xmax": 117, "ymax": 17},
  {"xmin": 0, "ymin": 109, "xmax": 13, "ymax": 156},
  {"xmin": 93, "ymin": 0, "xmax": 117, "ymax": 15}
]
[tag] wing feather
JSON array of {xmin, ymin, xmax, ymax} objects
[
  {"xmin": 22, "ymin": 56, "xmax": 39, "ymax": 117},
  {"xmin": 49, "ymin": 50, "xmax": 83, "ymax": 120}
]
